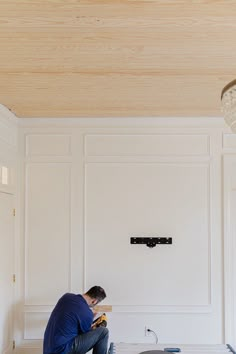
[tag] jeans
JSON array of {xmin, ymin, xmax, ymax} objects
[{"xmin": 69, "ymin": 327, "xmax": 109, "ymax": 354}]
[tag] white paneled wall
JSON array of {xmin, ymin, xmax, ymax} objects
[
  {"xmin": 21, "ymin": 133, "xmax": 73, "ymax": 345},
  {"xmin": 85, "ymin": 162, "xmax": 210, "ymax": 307},
  {"xmin": 9, "ymin": 116, "xmax": 235, "ymax": 353},
  {"xmin": 83, "ymin": 127, "xmax": 221, "ymax": 345}
]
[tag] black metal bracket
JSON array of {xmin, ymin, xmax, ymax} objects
[{"xmin": 130, "ymin": 237, "xmax": 172, "ymax": 248}]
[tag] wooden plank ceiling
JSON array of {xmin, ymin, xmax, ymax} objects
[{"xmin": 0, "ymin": 0, "xmax": 236, "ymax": 118}]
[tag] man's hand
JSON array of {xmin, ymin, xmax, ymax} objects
[{"xmin": 92, "ymin": 313, "xmax": 107, "ymax": 329}]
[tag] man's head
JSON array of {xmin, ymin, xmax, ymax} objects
[{"xmin": 84, "ymin": 286, "xmax": 106, "ymax": 308}]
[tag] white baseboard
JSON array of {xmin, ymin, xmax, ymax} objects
[
  {"xmin": 2, "ymin": 342, "xmax": 13, "ymax": 354},
  {"xmin": 16, "ymin": 341, "xmax": 42, "ymax": 354},
  {"xmin": 16, "ymin": 349, "xmax": 41, "ymax": 354}
]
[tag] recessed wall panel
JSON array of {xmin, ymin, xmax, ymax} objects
[
  {"xmin": 26, "ymin": 134, "xmax": 71, "ymax": 156},
  {"xmin": 231, "ymin": 161, "xmax": 236, "ymax": 190},
  {"xmin": 24, "ymin": 312, "xmax": 50, "ymax": 340},
  {"xmin": 25, "ymin": 163, "xmax": 71, "ymax": 304},
  {"xmin": 85, "ymin": 162, "xmax": 210, "ymax": 307},
  {"xmin": 223, "ymin": 134, "xmax": 236, "ymax": 150},
  {"xmin": 85, "ymin": 134, "xmax": 209, "ymax": 156}
]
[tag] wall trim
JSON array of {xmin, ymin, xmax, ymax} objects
[
  {"xmin": 24, "ymin": 162, "xmax": 72, "ymax": 305},
  {"xmin": 23, "ymin": 303, "xmax": 212, "ymax": 314},
  {"xmin": 18, "ymin": 116, "xmax": 228, "ymax": 129}
]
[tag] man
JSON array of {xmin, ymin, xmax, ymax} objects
[{"xmin": 43, "ymin": 286, "xmax": 109, "ymax": 354}]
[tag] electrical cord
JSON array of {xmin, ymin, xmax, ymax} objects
[{"xmin": 147, "ymin": 328, "xmax": 158, "ymax": 344}]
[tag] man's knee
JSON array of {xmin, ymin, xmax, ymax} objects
[{"xmin": 95, "ymin": 326, "xmax": 109, "ymax": 338}]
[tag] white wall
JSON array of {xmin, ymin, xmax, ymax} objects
[
  {"xmin": 0, "ymin": 110, "xmax": 234, "ymax": 353},
  {"xmin": 15, "ymin": 116, "xmax": 236, "ymax": 354}
]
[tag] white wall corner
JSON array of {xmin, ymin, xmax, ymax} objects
[
  {"xmin": 0, "ymin": 103, "xmax": 19, "ymax": 124},
  {"xmin": 0, "ymin": 104, "xmax": 19, "ymax": 149}
]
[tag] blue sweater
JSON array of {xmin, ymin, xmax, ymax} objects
[{"xmin": 43, "ymin": 293, "xmax": 93, "ymax": 354}]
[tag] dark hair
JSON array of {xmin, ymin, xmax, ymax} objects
[{"xmin": 85, "ymin": 286, "xmax": 106, "ymax": 302}]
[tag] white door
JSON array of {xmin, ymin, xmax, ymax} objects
[{"xmin": 0, "ymin": 192, "xmax": 14, "ymax": 354}]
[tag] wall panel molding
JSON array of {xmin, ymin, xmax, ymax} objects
[
  {"xmin": 85, "ymin": 134, "xmax": 210, "ymax": 157},
  {"xmin": 223, "ymin": 134, "xmax": 236, "ymax": 151},
  {"xmin": 26, "ymin": 134, "xmax": 72, "ymax": 157},
  {"xmin": 84, "ymin": 161, "xmax": 212, "ymax": 311},
  {"xmin": 24, "ymin": 162, "xmax": 72, "ymax": 305},
  {"xmin": 22, "ymin": 304, "xmax": 212, "ymax": 315}
]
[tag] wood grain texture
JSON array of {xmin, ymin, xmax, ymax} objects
[
  {"xmin": 0, "ymin": 0, "xmax": 235, "ymax": 117},
  {"xmin": 94, "ymin": 305, "xmax": 112, "ymax": 313}
]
